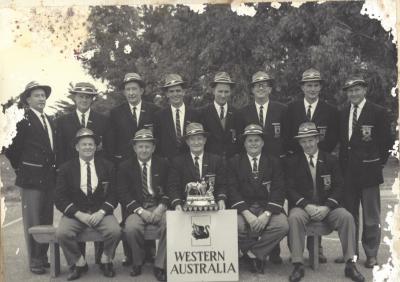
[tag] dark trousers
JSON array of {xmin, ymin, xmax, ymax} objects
[{"xmin": 20, "ymin": 188, "xmax": 54, "ymax": 268}]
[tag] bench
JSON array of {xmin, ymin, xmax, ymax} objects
[
  {"xmin": 305, "ymin": 221, "xmax": 333, "ymax": 270},
  {"xmin": 29, "ymin": 224, "xmax": 160, "ymax": 278}
]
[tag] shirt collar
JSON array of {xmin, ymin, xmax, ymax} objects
[
  {"xmin": 352, "ymin": 98, "xmax": 366, "ymax": 110},
  {"xmin": 79, "ymin": 157, "xmax": 95, "ymax": 166},
  {"xmin": 304, "ymin": 98, "xmax": 319, "ymax": 108},
  {"xmin": 247, "ymin": 153, "xmax": 261, "ymax": 162},
  {"xmin": 130, "ymin": 101, "xmax": 142, "ymax": 111},
  {"xmin": 30, "ymin": 108, "xmax": 45, "ymax": 118},
  {"xmin": 138, "ymin": 158, "xmax": 152, "ymax": 167},
  {"xmin": 255, "ymin": 101, "xmax": 269, "ymax": 109},
  {"xmin": 171, "ymin": 103, "xmax": 185, "ymax": 112},
  {"xmin": 76, "ymin": 108, "xmax": 91, "ymax": 117},
  {"xmin": 304, "ymin": 150, "xmax": 319, "ymax": 161},
  {"xmin": 214, "ymin": 101, "xmax": 227, "ymax": 111},
  {"xmin": 191, "ymin": 152, "xmax": 203, "ymax": 162}
]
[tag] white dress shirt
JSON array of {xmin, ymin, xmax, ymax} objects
[
  {"xmin": 171, "ymin": 103, "xmax": 185, "ymax": 136},
  {"xmin": 138, "ymin": 158, "xmax": 154, "ymax": 195},
  {"xmin": 247, "ymin": 154, "xmax": 261, "ymax": 171},
  {"xmin": 304, "ymin": 98, "xmax": 318, "ymax": 120},
  {"xmin": 255, "ymin": 101, "xmax": 269, "ymax": 126},
  {"xmin": 76, "ymin": 108, "xmax": 91, "ymax": 127},
  {"xmin": 130, "ymin": 101, "xmax": 142, "ymax": 126},
  {"xmin": 214, "ymin": 101, "xmax": 227, "ymax": 119},
  {"xmin": 79, "ymin": 158, "xmax": 98, "ymax": 195},
  {"xmin": 191, "ymin": 152, "xmax": 204, "ymax": 179},
  {"xmin": 31, "ymin": 108, "xmax": 54, "ymax": 150},
  {"xmin": 348, "ymin": 98, "xmax": 366, "ymax": 140}
]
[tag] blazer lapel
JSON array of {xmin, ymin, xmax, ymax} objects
[
  {"xmin": 151, "ymin": 157, "xmax": 161, "ymax": 196},
  {"xmin": 257, "ymin": 155, "xmax": 266, "ymax": 184},
  {"xmin": 249, "ymin": 104, "xmax": 260, "ymax": 125},
  {"xmin": 225, "ymin": 105, "xmax": 234, "ymax": 131},
  {"xmin": 72, "ymin": 158, "xmax": 81, "ymax": 193},
  {"xmin": 301, "ymin": 154, "xmax": 313, "ymax": 186},
  {"xmin": 138, "ymin": 103, "xmax": 147, "ymax": 128},
  {"xmin": 312, "ymin": 100, "xmax": 322, "ymax": 122},
  {"xmin": 185, "ymin": 154, "xmax": 198, "ymax": 180},
  {"xmin": 28, "ymin": 110, "xmax": 52, "ymax": 149},
  {"xmin": 211, "ymin": 104, "xmax": 224, "ymax": 132},
  {"xmin": 202, "ymin": 153, "xmax": 209, "ymax": 179},
  {"xmin": 315, "ymin": 152, "xmax": 325, "ymax": 191},
  {"xmin": 87, "ymin": 111, "xmax": 95, "ymax": 130}
]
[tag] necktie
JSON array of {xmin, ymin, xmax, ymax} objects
[
  {"xmin": 86, "ymin": 161, "xmax": 93, "ymax": 197},
  {"xmin": 306, "ymin": 105, "xmax": 312, "ymax": 121},
  {"xmin": 194, "ymin": 156, "xmax": 200, "ymax": 180},
  {"xmin": 40, "ymin": 114, "xmax": 49, "ymax": 134},
  {"xmin": 309, "ymin": 155, "xmax": 315, "ymax": 168},
  {"xmin": 259, "ymin": 106, "xmax": 264, "ymax": 127},
  {"xmin": 81, "ymin": 113, "xmax": 86, "ymax": 127},
  {"xmin": 175, "ymin": 109, "xmax": 181, "ymax": 138},
  {"xmin": 352, "ymin": 105, "xmax": 358, "ymax": 134},
  {"xmin": 142, "ymin": 162, "xmax": 150, "ymax": 197},
  {"xmin": 252, "ymin": 157, "xmax": 258, "ymax": 172},
  {"xmin": 132, "ymin": 107, "xmax": 137, "ymax": 127},
  {"xmin": 220, "ymin": 106, "xmax": 224, "ymax": 120}
]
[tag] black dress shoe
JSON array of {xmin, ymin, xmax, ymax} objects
[
  {"xmin": 43, "ymin": 262, "xmax": 50, "ymax": 268},
  {"xmin": 130, "ymin": 265, "xmax": 142, "ymax": 277},
  {"xmin": 67, "ymin": 264, "xmax": 88, "ymax": 281},
  {"xmin": 269, "ymin": 254, "xmax": 283, "ymax": 264},
  {"xmin": 289, "ymin": 264, "xmax": 305, "ymax": 282},
  {"xmin": 154, "ymin": 267, "xmax": 166, "ymax": 281},
  {"xmin": 319, "ymin": 253, "xmax": 327, "ymax": 264},
  {"xmin": 335, "ymin": 257, "xmax": 345, "ymax": 263},
  {"xmin": 101, "ymin": 262, "xmax": 115, "ymax": 278},
  {"xmin": 345, "ymin": 262, "xmax": 365, "ymax": 282},
  {"xmin": 122, "ymin": 257, "xmax": 132, "ymax": 266},
  {"xmin": 30, "ymin": 266, "xmax": 45, "ymax": 275},
  {"xmin": 364, "ymin": 257, "xmax": 378, "ymax": 268},
  {"xmin": 248, "ymin": 258, "xmax": 264, "ymax": 274}
]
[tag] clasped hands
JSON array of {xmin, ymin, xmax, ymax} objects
[
  {"xmin": 304, "ymin": 204, "xmax": 330, "ymax": 221},
  {"xmin": 75, "ymin": 210, "xmax": 105, "ymax": 227},
  {"xmin": 139, "ymin": 204, "xmax": 167, "ymax": 224},
  {"xmin": 242, "ymin": 210, "xmax": 271, "ymax": 233}
]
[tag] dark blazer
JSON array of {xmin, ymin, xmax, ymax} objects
[
  {"xmin": 199, "ymin": 103, "xmax": 240, "ymax": 159},
  {"xmin": 55, "ymin": 157, "xmax": 117, "ymax": 218},
  {"xmin": 338, "ymin": 100, "xmax": 393, "ymax": 188},
  {"xmin": 286, "ymin": 151, "xmax": 343, "ymax": 210},
  {"xmin": 154, "ymin": 105, "xmax": 199, "ymax": 160},
  {"xmin": 286, "ymin": 99, "xmax": 339, "ymax": 154},
  {"xmin": 109, "ymin": 101, "xmax": 159, "ymax": 162},
  {"xmin": 239, "ymin": 101, "xmax": 288, "ymax": 158},
  {"xmin": 117, "ymin": 155, "xmax": 170, "ymax": 216},
  {"xmin": 167, "ymin": 152, "xmax": 227, "ymax": 209},
  {"xmin": 5, "ymin": 109, "xmax": 56, "ymax": 190},
  {"xmin": 227, "ymin": 153, "xmax": 285, "ymax": 214},
  {"xmin": 56, "ymin": 110, "xmax": 113, "ymax": 166}
]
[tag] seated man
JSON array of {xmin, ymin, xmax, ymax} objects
[
  {"xmin": 287, "ymin": 122, "xmax": 364, "ymax": 282},
  {"xmin": 55, "ymin": 128, "xmax": 121, "ymax": 280},
  {"xmin": 168, "ymin": 122, "xmax": 227, "ymax": 211},
  {"xmin": 117, "ymin": 129, "xmax": 169, "ymax": 281},
  {"xmin": 227, "ymin": 124, "xmax": 289, "ymax": 274}
]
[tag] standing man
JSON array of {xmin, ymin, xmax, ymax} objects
[
  {"xmin": 199, "ymin": 72, "xmax": 241, "ymax": 160},
  {"xmin": 168, "ymin": 122, "xmax": 228, "ymax": 211},
  {"xmin": 154, "ymin": 74, "xmax": 199, "ymax": 160},
  {"xmin": 286, "ymin": 68, "xmax": 339, "ymax": 155},
  {"xmin": 5, "ymin": 81, "xmax": 56, "ymax": 274},
  {"xmin": 286, "ymin": 122, "xmax": 364, "ymax": 282},
  {"xmin": 56, "ymin": 82, "xmax": 112, "ymax": 166},
  {"xmin": 227, "ymin": 124, "xmax": 289, "ymax": 274},
  {"xmin": 339, "ymin": 76, "xmax": 392, "ymax": 268},
  {"xmin": 55, "ymin": 128, "xmax": 121, "ymax": 280},
  {"xmin": 117, "ymin": 129, "xmax": 169, "ymax": 281},
  {"xmin": 286, "ymin": 68, "xmax": 340, "ymax": 263},
  {"xmin": 110, "ymin": 72, "xmax": 159, "ymax": 163},
  {"xmin": 239, "ymin": 71, "xmax": 288, "ymax": 263}
]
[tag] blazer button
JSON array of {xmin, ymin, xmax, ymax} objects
[{"xmin": 348, "ymin": 146, "xmax": 351, "ymax": 150}]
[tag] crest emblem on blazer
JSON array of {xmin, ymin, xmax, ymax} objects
[
  {"xmin": 361, "ymin": 125, "xmax": 373, "ymax": 142},
  {"xmin": 317, "ymin": 126, "xmax": 327, "ymax": 141},
  {"xmin": 321, "ymin": 175, "xmax": 331, "ymax": 191},
  {"xmin": 272, "ymin": 123, "xmax": 281, "ymax": 138},
  {"xmin": 262, "ymin": 181, "xmax": 271, "ymax": 193},
  {"xmin": 101, "ymin": 181, "xmax": 110, "ymax": 196}
]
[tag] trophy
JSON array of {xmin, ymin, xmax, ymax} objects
[{"xmin": 183, "ymin": 173, "xmax": 218, "ymax": 212}]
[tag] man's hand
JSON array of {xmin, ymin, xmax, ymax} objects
[
  {"xmin": 257, "ymin": 211, "xmax": 272, "ymax": 230},
  {"xmin": 305, "ymin": 204, "xmax": 319, "ymax": 218},
  {"xmin": 89, "ymin": 210, "xmax": 105, "ymax": 227},
  {"xmin": 74, "ymin": 211, "xmax": 92, "ymax": 227},
  {"xmin": 140, "ymin": 209, "xmax": 153, "ymax": 224},
  {"xmin": 175, "ymin": 205, "xmax": 183, "ymax": 211},
  {"xmin": 217, "ymin": 200, "xmax": 226, "ymax": 210},
  {"xmin": 311, "ymin": 206, "xmax": 330, "ymax": 221},
  {"xmin": 151, "ymin": 204, "xmax": 167, "ymax": 224},
  {"xmin": 242, "ymin": 210, "xmax": 261, "ymax": 232}
]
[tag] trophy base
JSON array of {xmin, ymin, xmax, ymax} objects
[{"xmin": 183, "ymin": 203, "xmax": 218, "ymax": 212}]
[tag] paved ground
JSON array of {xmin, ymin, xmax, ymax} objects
[{"xmin": 1, "ymin": 156, "xmax": 399, "ymax": 281}]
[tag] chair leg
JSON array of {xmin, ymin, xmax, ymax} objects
[
  {"xmin": 50, "ymin": 242, "xmax": 60, "ymax": 278},
  {"xmin": 313, "ymin": 235, "xmax": 319, "ymax": 270},
  {"xmin": 155, "ymin": 239, "xmax": 159, "ymax": 254}
]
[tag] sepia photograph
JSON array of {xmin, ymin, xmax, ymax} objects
[{"xmin": 0, "ymin": 1, "xmax": 398, "ymax": 281}]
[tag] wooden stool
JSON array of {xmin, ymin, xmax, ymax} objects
[{"xmin": 305, "ymin": 221, "xmax": 333, "ymax": 270}]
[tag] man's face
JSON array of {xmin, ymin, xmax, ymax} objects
[
  {"xmin": 213, "ymin": 83, "xmax": 231, "ymax": 106},
  {"xmin": 166, "ymin": 85, "xmax": 185, "ymax": 107},
  {"xmin": 133, "ymin": 141, "xmax": 155, "ymax": 162},
  {"xmin": 301, "ymin": 81, "xmax": 321, "ymax": 103},
  {"xmin": 251, "ymin": 81, "xmax": 272, "ymax": 102},
  {"xmin": 298, "ymin": 136, "xmax": 319, "ymax": 155},
  {"xmin": 26, "ymin": 88, "xmax": 47, "ymax": 112},
  {"xmin": 73, "ymin": 93, "xmax": 94, "ymax": 112},
  {"xmin": 346, "ymin": 85, "xmax": 367, "ymax": 106},
  {"xmin": 75, "ymin": 137, "xmax": 96, "ymax": 160},
  {"xmin": 124, "ymin": 81, "xmax": 144, "ymax": 106},
  {"xmin": 244, "ymin": 135, "xmax": 264, "ymax": 157},
  {"xmin": 186, "ymin": 134, "xmax": 206, "ymax": 155}
]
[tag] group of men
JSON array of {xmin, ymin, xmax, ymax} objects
[{"xmin": 4, "ymin": 67, "xmax": 392, "ymax": 282}]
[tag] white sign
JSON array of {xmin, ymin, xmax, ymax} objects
[{"xmin": 167, "ymin": 210, "xmax": 239, "ymax": 282}]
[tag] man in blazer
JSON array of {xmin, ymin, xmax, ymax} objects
[
  {"xmin": 55, "ymin": 128, "xmax": 121, "ymax": 280},
  {"xmin": 168, "ymin": 122, "xmax": 228, "ymax": 211},
  {"xmin": 238, "ymin": 71, "xmax": 288, "ymax": 263},
  {"xmin": 5, "ymin": 81, "xmax": 56, "ymax": 274},
  {"xmin": 227, "ymin": 124, "xmax": 289, "ymax": 274},
  {"xmin": 286, "ymin": 68, "xmax": 340, "ymax": 263},
  {"xmin": 339, "ymin": 76, "xmax": 392, "ymax": 268},
  {"xmin": 110, "ymin": 72, "xmax": 159, "ymax": 163},
  {"xmin": 56, "ymin": 82, "xmax": 113, "ymax": 166},
  {"xmin": 286, "ymin": 122, "xmax": 364, "ymax": 282},
  {"xmin": 117, "ymin": 129, "xmax": 169, "ymax": 281},
  {"xmin": 154, "ymin": 74, "xmax": 199, "ymax": 160},
  {"xmin": 198, "ymin": 72, "xmax": 241, "ymax": 160}
]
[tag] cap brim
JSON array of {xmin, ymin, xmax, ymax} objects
[
  {"xmin": 132, "ymin": 138, "xmax": 156, "ymax": 143},
  {"xmin": 251, "ymin": 79, "xmax": 274, "ymax": 85},
  {"xmin": 210, "ymin": 81, "xmax": 235, "ymax": 87},
  {"xmin": 300, "ymin": 79, "xmax": 324, "ymax": 83},
  {"xmin": 122, "ymin": 79, "xmax": 145, "ymax": 88},
  {"xmin": 184, "ymin": 131, "xmax": 209, "ymax": 138},
  {"xmin": 294, "ymin": 132, "xmax": 321, "ymax": 139},
  {"xmin": 161, "ymin": 81, "xmax": 186, "ymax": 89},
  {"xmin": 69, "ymin": 90, "xmax": 98, "ymax": 95},
  {"xmin": 73, "ymin": 134, "xmax": 100, "ymax": 146},
  {"xmin": 342, "ymin": 82, "xmax": 367, "ymax": 90},
  {"xmin": 20, "ymin": 85, "xmax": 51, "ymax": 102}
]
